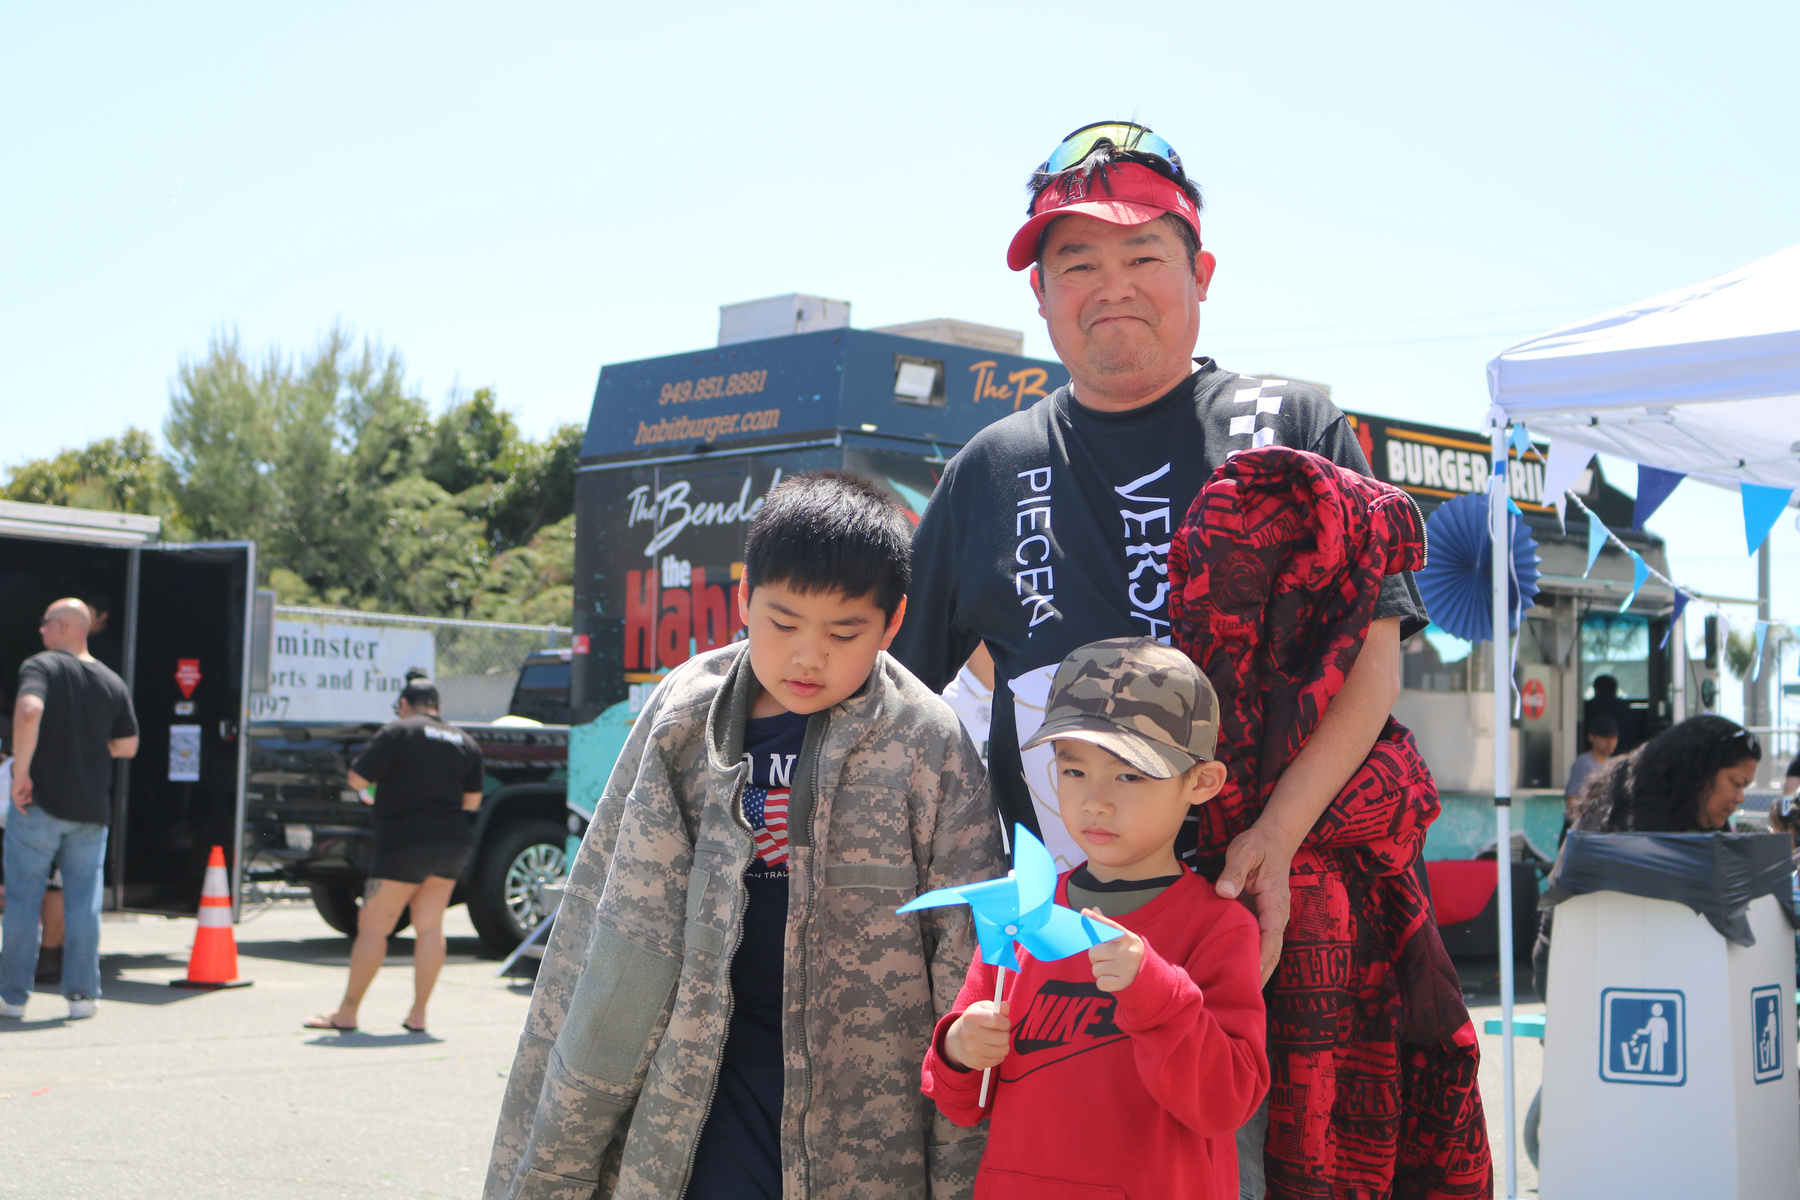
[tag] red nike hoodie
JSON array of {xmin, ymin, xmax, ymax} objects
[{"xmin": 921, "ymin": 869, "xmax": 1268, "ymax": 1200}]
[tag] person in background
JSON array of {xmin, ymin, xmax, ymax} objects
[
  {"xmin": 1535, "ymin": 714, "xmax": 1763, "ymax": 1000},
  {"xmin": 939, "ymin": 643, "xmax": 994, "ymax": 767},
  {"xmin": 1562, "ymin": 714, "xmax": 1619, "ymax": 835},
  {"xmin": 1782, "ymin": 752, "xmax": 1799, "ymax": 800},
  {"xmin": 33, "ymin": 870, "xmax": 64, "ymax": 985},
  {"xmin": 1576, "ymin": 714, "xmax": 1760, "ymax": 835},
  {"xmin": 304, "ymin": 676, "xmax": 482, "ymax": 1034},
  {"xmin": 1763, "ymin": 791, "xmax": 1800, "ymax": 986},
  {"xmin": 81, "ymin": 594, "xmax": 121, "ymax": 669},
  {"xmin": 2, "ymin": 599, "xmax": 139, "ymax": 1021},
  {"xmin": 1584, "ymin": 674, "xmax": 1635, "ymax": 752}
]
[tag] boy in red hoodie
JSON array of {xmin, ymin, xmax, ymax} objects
[{"xmin": 922, "ymin": 637, "xmax": 1269, "ymax": 1199}]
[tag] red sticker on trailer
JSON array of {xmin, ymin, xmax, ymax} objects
[
  {"xmin": 175, "ymin": 659, "xmax": 202, "ymax": 699},
  {"xmin": 572, "ymin": 635, "xmax": 591, "ymax": 655}
]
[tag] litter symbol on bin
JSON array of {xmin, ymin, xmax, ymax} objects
[
  {"xmin": 1599, "ymin": 988, "xmax": 1685, "ymax": 1086},
  {"xmin": 1752, "ymin": 985, "xmax": 1784, "ymax": 1084}
]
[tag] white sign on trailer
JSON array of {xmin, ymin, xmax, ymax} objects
[{"xmin": 253, "ymin": 620, "xmax": 435, "ymax": 722}]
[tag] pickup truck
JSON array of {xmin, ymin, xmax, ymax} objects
[{"xmin": 241, "ymin": 653, "xmax": 575, "ymax": 955}]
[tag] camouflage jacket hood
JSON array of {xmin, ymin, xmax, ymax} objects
[{"xmin": 486, "ymin": 642, "xmax": 1004, "ymax": 1200}]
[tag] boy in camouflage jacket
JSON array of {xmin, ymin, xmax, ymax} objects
[{"xmin": 486, "ymin": 473, "xmax": 1005, "ymax": 1200}]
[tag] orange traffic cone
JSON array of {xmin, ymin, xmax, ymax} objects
[{"xmin": 170, "ymin": 846, "xmax": 252, "ymax": 990}]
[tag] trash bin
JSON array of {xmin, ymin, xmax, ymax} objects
[{"xmin": 1537, "ymin": 832, "xmax": 1798, "ymax": 1200}]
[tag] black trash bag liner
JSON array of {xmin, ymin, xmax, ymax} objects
[{"xmin": 1538, "ymin": 831, "xmax": 1796, "ymax": 947}]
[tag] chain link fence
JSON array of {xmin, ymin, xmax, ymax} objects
[{"xmin": 272, "ymin": 605, "xmax": 570, "ymax": 723}]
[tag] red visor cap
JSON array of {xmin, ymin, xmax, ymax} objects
[{"xmin": 1006, "ymin": 162, "xmax": 1202, "ymax": 272}]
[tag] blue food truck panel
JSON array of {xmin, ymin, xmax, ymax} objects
[{"xmin": 580, "ymin": 329, "xmax": 1068, "ymax": 464}]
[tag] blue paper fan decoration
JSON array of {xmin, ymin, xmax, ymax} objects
[{"xmin": 1415, "ymin": 493, "xmax": 1541, "ymax": 643}]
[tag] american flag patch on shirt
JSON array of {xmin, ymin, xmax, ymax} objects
[{"xmin": 743, "ymin": 784, "xmax": 790, "ymax": 869}]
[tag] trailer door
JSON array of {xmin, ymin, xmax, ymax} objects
[{"xmin": 114, "ymin": 542, "xmax": 255, "ymax": 916}]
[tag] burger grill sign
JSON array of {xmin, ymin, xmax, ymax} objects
[{"xmin": 1344, "ymin": 411, "xmax": 1551, "ymax": 513}]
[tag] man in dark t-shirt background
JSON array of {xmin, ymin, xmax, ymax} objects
[
  {"xmin": 889, "ymin": 124, "xmax": 1438, "ymax": 1197},
  {"xmin": 305, "ymin": 677, "xmax": 482, "ymax": 1034},
  {"xmin": 3, "ymin": 598, "xmax": 139, "ymax": 1021}
]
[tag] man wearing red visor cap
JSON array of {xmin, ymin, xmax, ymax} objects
[{"xmin": 892, "ymin": 123, "xmax": 1491, "ymax": 1198}]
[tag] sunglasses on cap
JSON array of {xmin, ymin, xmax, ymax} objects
[{"xmin": 1037, "ymin": 121, "xmax": 1185, "ymax": 181}]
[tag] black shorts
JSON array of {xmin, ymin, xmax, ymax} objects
[{"xmin": 369, "ymin": 840, "xmax": 470, "ymax": 885}]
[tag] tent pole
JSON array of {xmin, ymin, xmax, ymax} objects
[
  {"xmin": 1490, "ymin": 424, "xmax": 1518, "ymax": 1198},
  {"xmin": 1672, "ymin": 612, "xmax": 1687, "ymax": 722}
]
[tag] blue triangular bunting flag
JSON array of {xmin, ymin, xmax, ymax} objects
[
  {"xmin": 1507, "ymin": 497, "xmax": 1524, "ymax": 517},
  {"xmin": 1660, "ymin": 592, "xmax": 1690, "ymax": 648},
  {"xmin": 1619, "ymin": 551, "xmax": 1650, "ymax": 612},
  {"xmin": 1752, "ymin": 620, "xmax": 1770, "ymax": 682},
  {"xmin": 1509, "ymin": 424, "xmax": 1533, "ymax": 457},
  {"xmin": 1741, "ymin": 483, "xmax": 1793, "ymax": 554},
  {"xmin": 1632, "ymin": 465, "xmax": 1685, "ymax": 530},
  {"xmin": 1584, "ymin": 514, "xmax": 1609, "ymax": 577}
]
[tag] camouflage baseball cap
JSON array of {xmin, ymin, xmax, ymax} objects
[{"xmin": 1020, "ymin": 637, "xmax": 1219, "ymax": 778}]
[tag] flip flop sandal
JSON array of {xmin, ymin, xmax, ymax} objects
[
  {"xmin": 402, "ymin": 1021, "xmax": 428, "ymax": 1034},
  {"xmin": 303, "ymin": 1014, "xmax": 357, "ymax": 1032}
]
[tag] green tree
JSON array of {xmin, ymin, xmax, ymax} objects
[
  {"xmin": 424, "ymin": 387, "xmax": 518, "ymax": 497},
  {"xmin": 480, "ymin": 423, "xmax": 584, "ymax": 551},
  {"xmin": 3, "ymin": 428, "xmax": 179, "ymax": 520},
  {"xmin": 164, "ymin": 332, "xmax": 282, "ymax": 542},
  {"xmin": 470, "ymin": 512, "xmax": 576, "ymax": 625},
  {"xmin": 13, "ymin": 326, "xmax": 579, "ymax": 626}
]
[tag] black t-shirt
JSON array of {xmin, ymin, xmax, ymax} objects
[
  {"xmin": 16, "ymin": 650, "xmax": 137, "ymax": 824},
  {"xmin": 688, "ymin": 709, "xmax": 807, "ymax": 1200},
  {"xmin": 891, "ymin": 361, "xmax": 1428, "ymax": 852},
  {"xmin": 725, "ymin": 709, "xmax": 807, "ymax": 1068},
  {"xmin": 349, "ymin": 715, "xmax": 484, "ymax": 846}
]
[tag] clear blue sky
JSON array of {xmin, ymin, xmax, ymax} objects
[{"xmin": 5, "ymin": 2, "xmax": 1797, "ymax": 717}]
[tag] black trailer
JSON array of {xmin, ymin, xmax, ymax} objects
[
  {"xmin": 0, "ymin": 500, "xmax": 256, "ymax": 917},
  {"xmin": 563, "ymin": 325, "xmax": 1067, "ymax": 807}
]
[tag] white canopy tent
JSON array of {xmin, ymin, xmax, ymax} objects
[
  {"xmin": 1490, "ymin": 242, "xmax": 1800, "ymax": 491},
  {"xmin": 1481, "ymin": 243, "xmax": 1800, "ymax": 1199}
]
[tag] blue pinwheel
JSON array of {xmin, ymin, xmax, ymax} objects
[
  {"xmin": 897, "ymin": 824, "xmax": 1126, "ymax": 969},
  {"xmin": 898, "ymin": 824, "xmax": 1126, "ymax": 1103}
]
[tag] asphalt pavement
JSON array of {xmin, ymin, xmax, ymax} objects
[
  {"xmin": 1461, "ymin": 955, "xmax": 1547, "ymax": 1197},
  {"xmin": 0, "ymin": 903, "xmax": 533, "ymax": 1200},
  {"xmin": 0, "ymin": 907, "xmax": 1556, "ymax": 1200}
]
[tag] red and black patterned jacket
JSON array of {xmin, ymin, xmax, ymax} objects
[{"xmin": 1170, "ymin": 446, "xmax": 1492, "ymax": 1200}]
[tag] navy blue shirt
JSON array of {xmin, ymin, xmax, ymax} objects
[{"xmin": 687, "ymin": 708, "xmax": 807, "ymax": 1200}]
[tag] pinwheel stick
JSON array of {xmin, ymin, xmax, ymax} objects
[{"xmin": 978, "ymin": 965, "xmax": 1006, "ymax": 1107}]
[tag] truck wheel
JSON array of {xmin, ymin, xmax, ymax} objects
[
  {"xmin": 309, "ymin": 883, "xmax": 411, "ymax": 938},
  {"xmin": 468, "ymin": 819, "xmax": 567, "ymax": 956}
]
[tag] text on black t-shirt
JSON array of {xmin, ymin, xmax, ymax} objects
[{"xmin": 349, "ymin": 715, "xmax": 485, "ymax": 845}]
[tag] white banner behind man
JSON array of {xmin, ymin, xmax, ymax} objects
[{"xmin": 254, "ymin": 621, "xmax": 435, "ymax": 722}]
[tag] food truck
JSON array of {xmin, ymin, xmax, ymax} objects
[
  {"xmin": 1339, "ymin": 410, "xmax": 1716, "ymax": 950},
  {"xmin": 562, "ymin": 298, "xmax": 1067, "ymax": 804}
]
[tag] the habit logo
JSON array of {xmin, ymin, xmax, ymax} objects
[
  {"xmin": 1008, "ymin": 978, "xmax": 1116, "ymax": 1065},
  {"xmin": 1116, "ymin": 464, "xmax": 1172, "ymax": 641}
]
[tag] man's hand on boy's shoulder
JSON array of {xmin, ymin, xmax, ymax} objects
[
  {"xmin": 1082, "ymin": 911, "xmax": 1146, "ymax": 993},
  {"xmin": 944, "ymin": 1000, "xmax": 1012, "ymax": 1072}
]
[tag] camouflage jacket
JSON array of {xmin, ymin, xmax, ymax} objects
[{"xmin": 485, "ymin": 642, "xmax": 1004, "ymax": 1200}]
